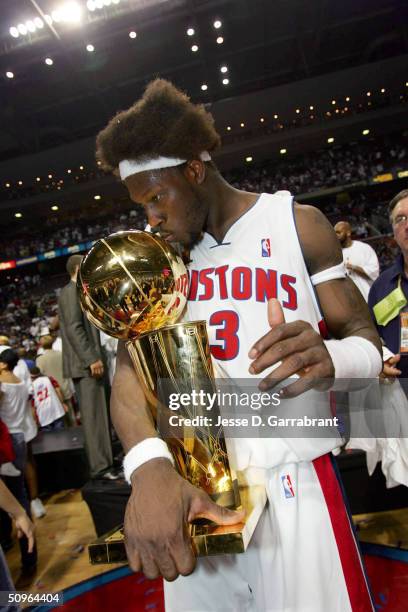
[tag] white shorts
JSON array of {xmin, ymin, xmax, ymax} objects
[{"xmin": 164, "ymin": 454, "xmax": 373, "ymax": 612}]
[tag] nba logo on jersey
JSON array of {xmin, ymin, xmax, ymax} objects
[
  {"xmin": 261, "ymin": 238, "xmax": 271, "ymax": 257},
  {"xmin": 281, "ymin": 474, "xmax": 295, "ymax": 498}
]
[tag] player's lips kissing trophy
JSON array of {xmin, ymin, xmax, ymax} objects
[{"xmin": 77, "ymin": 230, "xmax": 266, "ymax": 564}]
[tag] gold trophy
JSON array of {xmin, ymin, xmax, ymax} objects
[{"xmin": 78, "ymin": 230, "xmax": 266, "ymax": 563}]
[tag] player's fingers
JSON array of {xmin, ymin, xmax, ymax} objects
[
  {"xmin": 124, "ymin": 539, "xmax": 142, "ymax": 573},
  {"xmin": 277, "ymin": 374, "xmax": 318, "ymax": 398},
  {"xmin": 258, "ymin": 347, "xmax": 321, "ymax": 391},
  {"xmin": 249, "ymin": 330, "xmax": 315, "ymax": 375},
  {"xmin": 139, "ymin": 553, "xmax": 161, "ymax": 580},
  {"xmin": 267, "ymin": 298, "xmax": 285, "ymax": 328},
  {"xmin": 165, "ymin": 522, "xmax": 197, "ymax": 577},
  {"xmin": 156, "ymin": 551, "xmax": 179, "ymax": 582},
  {"xmin": 248, "ymin": 321, "xmax": 308, "ymax": 359}
]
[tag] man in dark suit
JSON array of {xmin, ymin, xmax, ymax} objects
[{"xmin": 58, "ymin": 255, "xmax": 115, "ymax": 478}]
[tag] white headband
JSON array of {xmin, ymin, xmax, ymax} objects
[{"xmin": 119, "ymin": 151, "xmax": 211, "ymax": 181}]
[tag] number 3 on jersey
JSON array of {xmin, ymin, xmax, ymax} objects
[{"xmin": 209, "ymin": 310, "xmax": 240, "ymax": 360}]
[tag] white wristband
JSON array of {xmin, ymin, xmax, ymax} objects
[
  {"xmin": 123, "ymin": 438, "xmax": 175, "ymax": 484},
  {"xmin": 324, "ymin": 336, "xmax": 382, "ymax": 391}
]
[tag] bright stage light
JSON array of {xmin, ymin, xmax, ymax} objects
[
  {"xmin": 87, "ymin": 0, "xmax": 96, "ymax": 10},
  {"xmin": 201, "ymin": 84, "xmax": 208, "ymax": 91},
  {"xmin": 6, "ymin": 72, "xmax": 14, "ymax": 79},
  {"xmin": 51, "ymin": 205, "xmax": 59, "ymax": 211},
  {"xmin": 362, "ymin": 129, "xmax": 370, "ymax": 135},
  {"xmin": 213, "ymin": 20, "xmax": 222, "ymax": 29},
  {"xmin": 187, "ymin": 28, "xmax": 195, "ymax": 36},
  {"xmin": 45, "ymin": 58, "xmax": 54, "ymax": 66},
  {"xmin": 95, "ymin": 0, "xmax": 104, "ymax": 7},
  {"xmin": 280, "ymin": 148, "xmax": 287, "ymax": 154},
  {"xmin": 44, "ymin": 15, "xmax": 53, "ymax": 25},
  {"xmin": 191, "ymin": 44, "xmax": 198, "ymax": 52},
  {"xmin": 216, "ymin": 36, "xmax": 224, "ymax": 44},
  {"xmin": 104, "ymin": 0, "xmax": 112, "ymax": 5},
  {"xmin": 86, "ymin": 44, "xmax": 95, "ymax": 52},
  {"xmin": 52, "ymin": 10, "xmax": 62, "ymax": 22},
  {"xmin": 309, "ymin": 105, "xmax": 314, "ymax": 110},
  {"xmin": 129, "ymin": 31, "xmax": 137, "ymax": 39},
  {"xmin": 327, "ymin": 137, "xmax": 334, "ymax": 143},
  {"xmin": 296, "ymin": 108, "xmax": 300, "ymax": 114},
  {"xmin": 15, "ymin": 213, "xmax": 22, "ymax": 219},
  {"xmin": 18, "ymin": 23, "xmax": 28, "ymax": 35},
  {"xmin": 59, "ymin": 2, "xmax": 82, "ymax": 23},
  {"xmin": 245, "ymin": 156, "xmax": 253, "ymax": 162},
  {"xmin": 222, "ymin": 78, "xmax": 229, "ymax": 85},
  {"xmin": 240, "ymin": 122, "xmax": 245, "ymax": 127},
  {"xmin": 94, "ymin": 195, "xmax": 101, "ymax": 200},
  {"xmin": 226, "ymin": 126, "xmax": 231, "ymax": 131},
  {"xmin": 26, "ymin": 20, "xmax": 36, "ymax": 32},
  {"xmin": 9, "ymin": 27, "xmax": 19, "ymax": 38},
  {"xmin": 34, "ymin": 17, "xmax": 44, "ymax": 28},
  {"xmin": 220, "ymin": 65, "xmax": 228, "ymax": 73},
  {"xmin": 274, "ymin": 114, "xmax": 278, "ymax": 119}
]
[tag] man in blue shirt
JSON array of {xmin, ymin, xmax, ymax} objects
[{"xmin": 368, "ymin": 189, "xmax": 408, "ymax": 387}]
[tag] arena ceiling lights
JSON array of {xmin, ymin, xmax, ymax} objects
[{"xmin": 9, "ymin": 2, "xmax": 83, "ymax": 38}]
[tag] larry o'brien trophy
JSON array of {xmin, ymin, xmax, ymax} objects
[{"xmin": 77, "ymin": 230, "xmax": 266, "ymax": 564}]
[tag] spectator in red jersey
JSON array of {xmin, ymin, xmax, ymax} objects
[{"xmin": 29, "ymin": 367, "xmax": 67, "ymax": 432}]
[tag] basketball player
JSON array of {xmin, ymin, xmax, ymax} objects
[{"xmin": 96, "ymin": 80, "xmax": 382, "ymax": 611}]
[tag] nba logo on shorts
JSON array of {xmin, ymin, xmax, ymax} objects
[
  {"xmin": 261, "ymin": 238, "xmax": 271, "ymax": 257},
  {"xmin": 281, "ymin": 474, "xmax": 295, "ymax": 498}
]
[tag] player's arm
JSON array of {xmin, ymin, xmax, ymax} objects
[
  {"xmin": 249, "ymin": 204, "xmax": 382, "ymax": 395},
  {"xmin": 111, "ymin": 341, "xmax": 243, "ymax": 581}
]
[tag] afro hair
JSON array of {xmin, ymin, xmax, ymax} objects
[{"xmin": 96, "ymin": 79, "xmax": 221, "ymax": 173}]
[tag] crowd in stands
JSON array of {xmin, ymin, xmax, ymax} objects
[
  {"xmin": 226, "ymin": 134, "xmax": 407, "ymax": 195},
  {"xmin": 3, "ymin": 207, "xmax": 146, "ymax": 261},
  {"xmin": 2, "ymin": 132, "xmax": 407, "ymax": 263},
  {"xmin": 1, "ymin": 132, "xmax": 407, "ymax": 353}
]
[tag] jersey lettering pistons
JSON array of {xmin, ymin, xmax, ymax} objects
[
  {"xmin": 185, "ymin": 191, "xmax": 322, "ymax": 374},
  {"xmin": 188, "ymin": 266, "xmax": 297, "ymax": 308}
]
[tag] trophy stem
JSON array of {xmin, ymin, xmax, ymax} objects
[{"xmin": 126, "ymin": 321, "xmax": 240, "ymax": 509}]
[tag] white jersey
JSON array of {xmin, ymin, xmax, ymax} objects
[
  {"xmin": 0, "ymin": 382, "xmax": 29, "ymax": 434},
  {"xmin": 31, "ymin": 376, "xmax": 65, "ymax": 427},
  {"xmin": 165, "ymin": 192, "xmax": 374, "ymax": 612},
  {"xmin": 186, "ymin": 191, "xmax": 340, "ymax": 472},
  {"xmin": 342, "ymin": 240, "xmax": 379, "ymax": 301}
]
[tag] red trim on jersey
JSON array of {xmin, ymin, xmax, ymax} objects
[
  {"xmin": 313, "ymin": 454, "xmax": 374, "ymax": 612},
  {"xmin": 318, "ymin": 318, "xmax": 329, "ymax": 339}
]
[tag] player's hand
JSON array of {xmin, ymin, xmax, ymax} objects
[
  {"xmin": 124, "ymin": 458, "xmax": 244, "ymax": 581},
  {"xmin": 90, "ymin": 360, "xmax": 104, "ymax": 378},
  {"xmin": 248, "ymin": 298, "xmax": 334, "ymax": 397},
  {"xmin": 14, "ymin": 512, "xmax": 35, "ymax": 553},
  {"xmin": 380, "ymin": 354, "xmax": 401, "ymax": 384}
]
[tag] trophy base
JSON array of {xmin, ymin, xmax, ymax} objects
[{"xmin": 88, "ymin": 484, "xmax": 267, "ymax": 564}]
